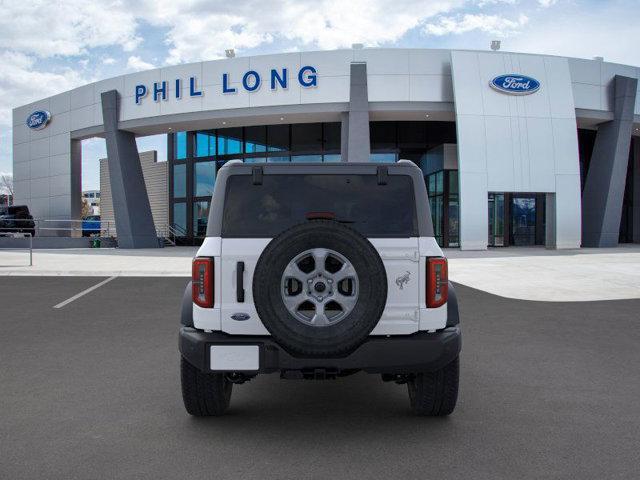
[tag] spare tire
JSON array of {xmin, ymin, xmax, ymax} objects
[{"xmin": 253, "ymin": 220, "xmax": 387, "ymax": 357}]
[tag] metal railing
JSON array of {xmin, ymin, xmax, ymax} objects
[
  {"xmin": 0, "ymin": 218, "xmax": 115, "ymax": 237},
  {"xmin": 1, "ymin": 219, "xmax": 188, "ymax": 249},
  {"xmin": 0, "ymin": 232, "xmax": 33, "ymax": 266},
  {"xmin": 156, "ymin": 223, "xmax": 189, "ymax": 246}
]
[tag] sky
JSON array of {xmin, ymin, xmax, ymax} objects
[{"xmin": 1, "ymin": 0, "xmax": 639, "ymax": 191}]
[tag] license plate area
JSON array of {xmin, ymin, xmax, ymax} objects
[{"xmin": 209, "ymin": 345, "xmax": 259, "ymax": 371}]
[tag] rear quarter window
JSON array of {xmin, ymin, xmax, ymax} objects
[{"xmin": 222, "ymin": 174, "xmax": 418, "ymax": 237}]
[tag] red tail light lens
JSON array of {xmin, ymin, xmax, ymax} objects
[
  {"xmin": 192, "ymin": 257, "xmax": 214, "ymax": 308},
  {"xmin": 427, "ymin": 257, "xmax": 448, "ymax": 308}
]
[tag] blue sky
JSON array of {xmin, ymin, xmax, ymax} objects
[{"xmin": 1, "ymin": 0, "xmax": 638, "ymax": 191}]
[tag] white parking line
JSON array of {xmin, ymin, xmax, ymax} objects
[{"xmin": 53, "ymin": 276, "xmax": 118, "ymax": 309}]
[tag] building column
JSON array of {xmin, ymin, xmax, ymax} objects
[
  {"xmin": 633, "ymin": 139, "xmax": 640, "ymax": 243},
  {"xmin": 101, "ymin": 90, "xmax": 158, "ymax": 248},
  {"xmin": 343, "ymin": 62, "xmax": 370, "ymax": 162},
  {"xmin": 582, "ymin": 75, "xmax": 638, "ymax": 247}
]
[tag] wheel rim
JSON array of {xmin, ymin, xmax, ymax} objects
[{"xmin": 281, "ymin": 248, "xmax": 359, "ymax": 327}]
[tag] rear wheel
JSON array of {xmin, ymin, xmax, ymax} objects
[
  {"xmin": 407, "ymin": 357, "xmax": 459, "ymax": 416},
  {"xmin": 180, "ymin": 357, "xmax": 233, "ymax": 416}
]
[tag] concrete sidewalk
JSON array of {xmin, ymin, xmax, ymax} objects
[
  {"xmin": 446, "ymin": 245, "xmax": 640, "ymax": 302},
  {"xmin": 1, "ymin": 245, "xmax": 639, "ymax": 301},
  {"xmin": 0, "ymin": 247, "xmax": 196, "ymax": 277}
]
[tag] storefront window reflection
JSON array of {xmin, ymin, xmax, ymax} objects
[
  {"xmin": 193, "ymin": 201, "xmax": 210, "ymax": 237},
  {"xmin": 194, "ymin": 161, "xmax": 215, "ymax": 197}
]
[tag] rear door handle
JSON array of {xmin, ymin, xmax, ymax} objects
[{"xmin": 236, "ymin": 261, "xmax": 245, "ymax": 302}]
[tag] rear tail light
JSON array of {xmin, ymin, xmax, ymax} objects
[
  {"xmin": 426, "ymin": 257, "xmax": 448, "ymax": 308},
  {"xmin": 192, "ymin": 257, "xmax": 214, "ymax": 308}
]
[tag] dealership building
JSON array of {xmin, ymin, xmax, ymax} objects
[{"xmin": 11, "ymin": 48, "xmax": 640, "ymax": 249}]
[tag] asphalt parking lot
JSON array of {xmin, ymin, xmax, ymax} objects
[{"xmin": 1, "ymin": 277, "xmax": 639, "ymax": 479}]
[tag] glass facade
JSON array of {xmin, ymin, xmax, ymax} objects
[
  {"xmin": 168, "ymin": 121, "xmax": 458, "ymax": 243},
  {"xmin": 419, "ymin": 142, "xmax": 460, "ymax": 248},
  {"xmin": 425, "ymin": 170, "xmax": 459, "ymax": 247}
]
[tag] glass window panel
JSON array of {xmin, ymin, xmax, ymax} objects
[
  {"xmin": 245, "ymin": 126, "xmax": 267, "ymax": 153},
  {"xmin": 193, "ymin": 201, "xmax": 210, "ymax": 237},
  {"xmin": 436, "ymin": 171, "xmax": 444, "ymax": 195},
  {"xmin": 449, "ymin": 170, "xmax": 458, "ymax": 195},
  {"xmin": 291, "ymin": 154, "xmax": 322, "ymax": 162},
  {"xmin": 323, "ymin": 154, "xmax": 341, "ymax": 163},
  {"xmin": 370, "ymin": 153, "xmax": 397, "ymax": 163},
  {"xmin": 244, "ymin": 157, "xmax": 266, "ymax": 163},
  {"xmin": 173, "ymin": 163, "xmax": 186, "ymax": 198},
  {"xmin": 173, "ymin": 202, "xmax": 187, "ymax": 233},
  {"xmin": 195, "ymin": 131, "xmax": 215, "ymax": 157},
  {"xmin": 267, "ymin": 124, "xmax": 289, "ymax": 152},
  {"xmin": 217, "ymin": 127, "xmax": 242, "ymax": 155},
  {"xmin": 323, "ymin": 123, "xmax": 341, "ymax": 151},
  {"xmin": 370, "ymin": 122, "xmax": 397, "ymax": 150},
  {"xmin": 448, "ymin": 198, "xmax": 460, "ymax": 247},
  {"xmin": 428, "ymin": 174, "xmax": 436, "ymax": 195},
  {"xmin": 174, "ymin": 131, "xmax": 187, "ymax": 160},
  {"xmin": 194, "ymin": 161, "xmax": 216, "ymax": 197},
  {"xmin": 291, "ymin": 123, "xmax": 322, "ymax": 151},
  {"xmin": 267, "ymin": 156, "xmax": 290, "ymax": 162}
]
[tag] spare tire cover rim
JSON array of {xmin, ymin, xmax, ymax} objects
[{"xmin": 281, "ymin": 248, "xmax": 359, "ymax": 327}]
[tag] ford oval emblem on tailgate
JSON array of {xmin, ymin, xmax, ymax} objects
[{"xmin": 231, "ymin": 313, "xmax": 251, "ymax": 321}]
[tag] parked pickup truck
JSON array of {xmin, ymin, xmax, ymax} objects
[
  {"xmin": 179, "ymin": 160, "xmax": 461, "ymax": 416},
  {"xmin": 0, "ymin": 205, "xmax": 35, "ymax": 237}
]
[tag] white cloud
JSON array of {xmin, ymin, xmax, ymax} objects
[
  {"xmin": 538, "ymin": 0, "xmax": 558, "ymax": 7},
  {"xmin": 133, "ymin": 0, "xmax": 466, "ymax": 64},
  {"xmin": 102, "ymin": 57, "xmax": 116, "ymax": 65},
  {"xmin": 126, "ymin": 55, "xmax": 156, "ymax": 72},
  {"xmin": 0, "ymin": 0, "xmax": 141, "ymax": 57},
  {"xmin": 507, "ymin": 10, "xmax": 640, "ymax": 66},
  {"xmin": 0, "ymin": 51, "xmax": 86, "ymax": 125},
  {"xmin": 424, "ymin": 13, "xmax": 529, "ymax": 36}
]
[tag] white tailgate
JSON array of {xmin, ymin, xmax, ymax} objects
[
  {"xmin": 220, "ymin": 238, "xmax": 272, "ymax": 335},
  {"xmin": 194, "ymin": 235, "xmax": 447, "ymax": 335},
  {"xmin": 369, "ymin": 238, "xmax": 422, "ymax": 335}
]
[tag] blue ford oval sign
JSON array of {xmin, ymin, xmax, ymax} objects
[
  {"xmin": 26, "ymin": 110, "xmax": 51, "ymax": 130},
  {"xmin": 490, "ymin": 74, "xmax": 540, "ymax": 95}
]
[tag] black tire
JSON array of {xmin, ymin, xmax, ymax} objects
[
  {"xmin": 180, "ymin": 357, "xmax": 232, "ymax": 416},
  {"xmin": 253, "ymin": 220, "xmax": 387, "ymax": 357},
  {"xmin": 407, "ymin": 357, "xmax": 459, "ymax": 416}
]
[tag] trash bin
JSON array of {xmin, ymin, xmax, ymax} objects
[{"xmin": 91, "ymin": 238, "xmax": 101, "ymax": 248}]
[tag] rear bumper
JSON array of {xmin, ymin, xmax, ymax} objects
[{"xmin": 179, "ymin": 326, "xmax": 461, "ymax": 375}]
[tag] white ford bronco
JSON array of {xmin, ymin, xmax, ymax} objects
[{"xmin": 179, "ymin": 160, "xmax": 461, "ymax": 416}]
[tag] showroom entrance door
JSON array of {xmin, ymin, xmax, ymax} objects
[{"xmin": 510, "ymin": 195, "xmax": 537, "ymax": 246}]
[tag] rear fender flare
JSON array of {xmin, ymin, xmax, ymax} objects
[
  {"xmin": 446, "ymin": 281, "xmax": 459, "ymax": 327},
  {"xmin": 181, "ymin": 281, "xmax": 193, "ymax": 327}
]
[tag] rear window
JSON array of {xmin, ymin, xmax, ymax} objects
[
  {"xmin": 8, "ymin": 206, "xmax": 28, "ymax": 216},
  {"xmin": 222, "ymin": 174, "xmax": 417, "ymax": 237}
]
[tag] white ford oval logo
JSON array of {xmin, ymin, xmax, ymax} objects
[
  {"xmin": 490, "ymin": 74, "xmax": 540, "ymax": 95},
  {"xmin": 231, "ymin": 313, "xmax": 250, "ymax": 321}
]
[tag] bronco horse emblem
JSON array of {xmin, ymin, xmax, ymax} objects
[{"xmin": 395, "ymin": 271, "xmax": 411, "ymax": 290}]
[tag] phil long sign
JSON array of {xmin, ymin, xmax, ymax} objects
[
  {"xmin": 490, "ymin": 74, "xmax": 540, "ymax": 95},
  {"xmin": 135, "ymin": 66, "xmax": 318, "ymax": 105}
]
